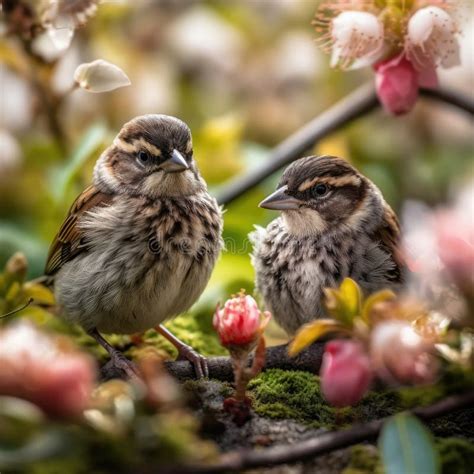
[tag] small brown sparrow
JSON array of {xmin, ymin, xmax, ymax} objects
[
  {"xmin": 45, "ymin": 115, "xmax": 223, "ymax": 378},
  {"xmin": 251, "ymin": 155, "xmax": 404, "ymax": 335}
]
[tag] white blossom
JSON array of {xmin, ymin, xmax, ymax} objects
[
  {"xmin": 407, "ymin": 6, "xmax": 460, "ymax": 69},
  {"xmin": 74, "ymin": 59, "xmax": 131, "ymax": 93},
  {"xmin": 330, "ymin": 11, "xmax": 385, "ymax": 70},
  {"xmin": 47, "ymin": 16, "xmax": 75, "ymax": 52}
]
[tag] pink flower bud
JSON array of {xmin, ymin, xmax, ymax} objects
[
  {"xmin": 213, "ymin": 292, "xmax": 271, "ymax": 348},
  {"xmin": 320, "ymin": 340, "xmax": 372, "ymax": 408},
  {"xmin": 0, "ymin": 322, "xmax": 96, "ymax": 418},
  {"xmin": 371, "ymin": 321, "xmax": 438, "ymax": 386},
  {"xmin": 375, "ymin": 54, "xmax": 423, "ymax": 115}
]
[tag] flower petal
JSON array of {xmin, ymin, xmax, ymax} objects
[
  {"xmin": 74, "ymin": 59, "xmax": 131, "ymax": 93},
  {"xmin": 331, "ymin": 11, "xmax": 384, "ymax": 70},
  {"xmin": 407, "ymin": 7, "xmax": 460, "ymax": 70}
]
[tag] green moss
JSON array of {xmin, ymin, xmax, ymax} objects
[
  {"xmin": 248, "ymin": 368, "xmax": 474, "ymax": 435},
  {"xmin": 248, "ymin": 369, "xmax": 337, "ymax": 428},
  {"xmin": 219, "ymin": 382, "xmax": 235, "ymax": 398},
  {"xmin": 342, "ymin": 445, "xmax": 383, "ymax": 474},
  {"xmin": 137, "ymin": 312, "xmax": 226, "ymax": 359},
  {"xmin": 353, "ymin": 389, "xmax": 401, "ymax": 423},
  {"xmin": 436, "ymin": 437, "xmax": 474, "ymax": 474},
  {"xmin": 48, "ymin": 310, "xmax": 226, "ymax": 362},
  {"xmin": 398, "ymin": 366, "xmax": 474, "ymax": 409},
  {"xmin": 429, "ymin": 409, "xmax": 474, "ymax": 440},
  {"xmin": 249, "ymin": 369, "xmax": 405, "ymax": 429}
]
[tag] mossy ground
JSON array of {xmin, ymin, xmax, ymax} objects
[
  {"xmin": 248, "ymin": 369, "xmax": 338, "ymax": 428},
  {"xmin": 248, "ymin": 367, "xmax": 474, "ymax": 435},
  {"xmin": 248, "ymin": 368, "xmax": 473, "ymax": 473},
  {"xmin": 128, "ymin": 310, "xmax": 227, "ymax": 361},
  {"xmin": 43, "ymin": 309, "xmax": 227, "ymax": 363}
]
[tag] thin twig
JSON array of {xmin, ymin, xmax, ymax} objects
[
  {"xmin": 0, "ymin": 298, "xmax": 34, "ymax": 319},
  {"xmin": 215, "ymin": 84, "xmax": 474, "ymax": 207},
  {"xmin": 155, "ymin": 389, "xmax": 474, "ymax": 474}
]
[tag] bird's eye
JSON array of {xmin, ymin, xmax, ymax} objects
[
  {"xmin": 137, "ymin": 150, "xmax": 150, "ymax": 164},
  {"xmin": 312, "ymin": 184, "xmax": 328, "ymax": 197}
]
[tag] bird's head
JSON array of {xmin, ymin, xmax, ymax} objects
[
  {"xmin": 94, "ymin": 114, "xmax": 205, "ymax": 197},
  {"xmin": 259, "ymin": 155, "xmax": 384, "ymax": 236}
]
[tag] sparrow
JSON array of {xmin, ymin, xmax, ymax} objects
[
  {"xmin": 251, "ymin": 155, "xmax": 404, "ymax": 335},
  {"xmin": 44, "ymin": 114, "xmax": 223, "ymax": 378}
]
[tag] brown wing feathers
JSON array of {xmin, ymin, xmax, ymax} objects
[
  {"xmin": 373, "ymin": 204, "xmax": 405, "ymax": 283},
  {"xmin": 45, "ymin": 186, "xmax": 112, "ymax": 275}
]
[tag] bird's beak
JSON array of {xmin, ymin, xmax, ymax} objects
[
  {"xmin": 160, "ymin": 149, "xmax": 189, "ymax": 173},
  {"xmin": 259, "ymin": 185, "xmax": 302, "ymax": 210}
]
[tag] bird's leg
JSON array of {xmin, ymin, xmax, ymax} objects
[
  {"xmin": 155, "ymin": 325, "xmax": 209, "ymax": 379},
  {"xmin": 88, "ymin": 328, "xmax": 139, "ymax": 380}
]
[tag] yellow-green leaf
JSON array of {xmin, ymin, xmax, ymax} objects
[
  {"xmin": 18, "ymin": 306, "xmax": 55, "ymax": 324},
  {"xmin": 288, "ymin": 319, "xmax": 344, "ymax": 357},
  {"xmin": 5, "ymin": 281, "xmax": 21, "ymax": 302},
  {"xmin": 339, "ymin": 277, "xmax": 362, "ymax": 316},
  {"xmin": 324, "ymin": 278, "xmax": 362, "ymax": 325},
  {"xmin": 362, "ymin": 289, "xmax": 396, "ymax": 323},
  {"xmin": 23, "ymin": 283, "xmax": 55, "ymax": 306}
]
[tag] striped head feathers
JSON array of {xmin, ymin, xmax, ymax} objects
[
  {"xmin": 259, "ymin": 155, "xmax": 385, "ymax": 236},
  {"xmin": 94, "ymin": 114, "xmax": 205, "ymax": 198}
]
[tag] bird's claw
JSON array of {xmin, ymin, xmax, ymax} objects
[
  {"xmin": 177, "ymin": 345, "xmax": 209, "ymax": 379},
  {"xmin": 102, "ymin": 350, "xmax": 140, "ymax": 381}
]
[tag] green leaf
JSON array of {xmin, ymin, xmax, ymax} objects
[
  {"xmin": 339, "ymin": 278, "xmax": 362, "ymax": 317},
  {"xmin": 0, "ymin": 222, "xmax": 48, "ymax": 278},
  {"xmin": 50, "ymin": 123, "xmax": 107, "ymax": 203},
  {"xmin": 379, "ymin": 413, "xmax": 440, "ymax": 474},
  {"xmin": 23, "ymin": 282, "xmax": 55, "ymax": 306},
  {"xmin": 5, "ymin": 281, "xmax": 21, "ymax": 302}
]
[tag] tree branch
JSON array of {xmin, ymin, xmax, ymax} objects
[
  {"xmin": 215, "ymin": 84, "xmax": 474, "ymax": 207},
  {"xmin": 421, "ymin": 86, "xmax": 474, "ymax": 115},
  {"xmin": 164, "ymin": 342, "xmax": 325, "ymax": 382},
  {"xmin": 155, "ymin": 389, "xmax": 474, "ymax": 474},
  {"xmin": 215, "ymin": 82, "xmax": 378, "ymax": 206}
]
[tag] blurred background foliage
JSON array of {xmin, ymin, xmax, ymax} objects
[{"xmin": 0, "ymin": 0, "xmax": 473, "ymax": 346}]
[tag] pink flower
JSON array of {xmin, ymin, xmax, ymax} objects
[
  {"xmin": 371, "ymin": 321, "xmax": 438, "ymax": 386},
  {"xmin": 401, "ymin": 181, "xmax": 474, "ymax": 295},
  {"xmin": 433, "ymin": 183, "xmax": 474, "ymax": 295},
  {"xmin": 213, "ymin": 292, "xmax": 271, "ymax": 348},
  {"xmin": 320, "ymin": 340, "xmax": 372, "ymax": 408},
  {"xmin": 374, "ymin": 54, "xmax": 438, "ymax": 115},
  {"xmin": 0, "ymin": 322, "xmax": 96, "ymax": 418},
  {"xmin": 315, "ymin": 1, "xmax": 460, "ymax": 76},
  {"xmin": 435, "ymin": 206, "xmax": 474, "ymax": 291}
]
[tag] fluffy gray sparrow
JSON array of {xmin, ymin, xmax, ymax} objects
[
  {"xmin": 251, "ymin": 155, "xmax": 403, "ymax": 335},
  {"xmin": 45, "ymin": 115, "xmax": 223, "ymax": 378}
]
